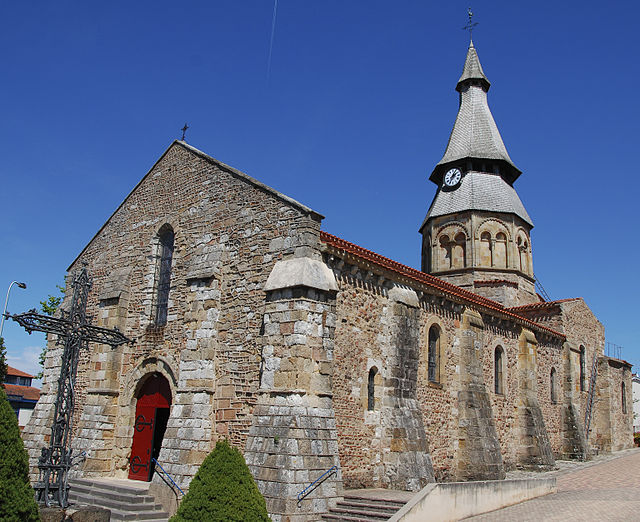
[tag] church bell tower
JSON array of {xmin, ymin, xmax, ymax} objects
[{"xmin": 420, "ymin": 41, "xmax": 539, "ymax": 307}]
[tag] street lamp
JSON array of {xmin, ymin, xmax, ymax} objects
[{"xmin": 0, "ymin": 281, "xmax": 27, "ymax": 339}]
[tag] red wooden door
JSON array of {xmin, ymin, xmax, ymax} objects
[
  {"xmin": 129, "ymin": 406, "xmax": 156, "ymax": 480},
  {"xmin": 128, "ymin": 375, "xmax": 171, "ymax": 481}
]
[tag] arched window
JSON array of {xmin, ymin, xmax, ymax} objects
[
  {"xmin": 453, "ymin": 232, "xmax": 466, "ymax": 269},
  {"xmin": 494, "ymin": 346, "xmax": 504, "ymax": 395},
  {"xmin": 428, "ymin": 325, "xmax": 440, "ymax": 383},
  {"xmin": 517, "ymin": 235, "xmax": 529, "ymax": 273},
  {"xmin": 439, "ymin": 235, "xmax": 452, "ymax": 269},
  {"xmin": 155, "ymin": 225, "xmax": 175, "ymax": 326},
  {"xmin": 550, "ymin": 368, "xmax": 557, "ymax": 403},
  {"xmin": 480, "ymin": 231, "xmax": 493, "ymax": 267},
  {"xmin": 622, "ymin": 382, "xmax": 627, "ymax": 414},
  {"xmin": 368, "ymin": 367, "xmax": 378, "ymax": 411},
  {"xmin": 579, "ymin": 346, "xmax": 586, "ymax": 392},
  {"xmin": 495, "ymin": 233, "xmax": 507, "ymax": 269}
]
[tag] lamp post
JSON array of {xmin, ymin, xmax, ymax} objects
[{"xmin": 0, "ymin": 281, "xmax": 27, "ymax": 339}]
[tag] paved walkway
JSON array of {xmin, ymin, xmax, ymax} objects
[{"xmin": 466, "ymin": 448, "xmax": 640, "ymax": 521}]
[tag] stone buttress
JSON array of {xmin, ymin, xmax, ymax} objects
[
  {"xmin": 455, "ymin": 308, "xmax": 505, "ymax": 480},
  {"xmin": 561, "ymin": 342, "xmax": 588, "ymax": 460},
  {"xmin": 244, "ymin": 257, "xmax": 342, "ymax": 521},
  {"xmin": 382, "ymin": 286, "xmax": 435, "ymax": 490},
  {"xmin": 516, "ymin": 330, "xmax": 554, "ymax": 468}
]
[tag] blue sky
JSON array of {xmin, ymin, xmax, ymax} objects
[{"xmin": 2, "ymin": 1, "xmax": 639, "ymax": 382}]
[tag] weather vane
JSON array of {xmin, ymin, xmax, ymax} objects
[
  {"xmin": 463, "ymin": 7, "xmax": 478, "ymax": 40},
  {"xmin": 181, "ymin": 123, "xmax": 189, "ymax": 141}
]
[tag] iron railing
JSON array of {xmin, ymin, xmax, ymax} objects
[
  {"xmin": 152, "ymin": 458, "xmax": 184, "ymax": 496},
  {"xmin": 605, "ymin": 342, "xmax": 623, "ymax": 360},
  {"xmin": 296, "ymin": 465, "xmax": 338, "ymax": 505}
]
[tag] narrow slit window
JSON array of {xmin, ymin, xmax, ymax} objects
[
  {"xmin": 428, "ymin": 326, "xmax": 440, "ymax": 383},
  {"xmin": 579, "ymin": 346, "xmax": 586, "ymax": 392},
  {"xmin": 368, "ymin": 367, "xmax": 377, "ymax": 411},
  {"xmin": 155, "ymin": 225, "xmax": 175, "ymax": 326},
  {"xmin": 550, "ymin": 368, "xmax": 557, "ymax": 404},
  {"xmin": 494, "ymin": 346, "xmax": 504, "ymax": 395}
]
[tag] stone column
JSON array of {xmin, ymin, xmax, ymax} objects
[
  {"xmin": 244, "ymin": 257, "xmax": 342, "ymax": 522},
  {"xmin": 380, "ymin": 286, "xmax": 434, "ymax": 491},
  {"xmin": 515, "ymin": 329, "xmax": 554, "ymax": 468},
  {"xmin": 455, "ymin": 309, "xmax": 505, "ymax": 480}
]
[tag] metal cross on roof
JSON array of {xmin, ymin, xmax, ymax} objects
[
  {"xmin": 6, "ymin": 266, "xmax": 133, "ymax": 508},
  {"xmin": 181, "ymin": 123, "xmax": 189, "ymax": 141},
  {"xmin": 463, "ymin": 7, "xmax": 478, "ymax": 39}
]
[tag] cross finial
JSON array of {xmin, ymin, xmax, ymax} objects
[
  {"xmin": 181, "ymin": 123, "xmax": 189, "ymax": 141},
  {"xmin": 463, "ymin": 7, "xmax": 478, "ymax": 41}
]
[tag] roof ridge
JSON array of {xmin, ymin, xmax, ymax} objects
[
  {"xmin": 320, "ymin": 231, "xmax": 564, "ymax": 339},
  {"xmin": 6, "ymin": 366, "xmax": 34, "ymax": 378}
]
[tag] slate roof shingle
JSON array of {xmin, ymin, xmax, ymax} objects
[
  {"xmin": 423, "ymin": 171, "xmax": 533, "ymax": 227},
  {"xmin": 430, "ymin": 43, "xmax": 521, "ymax": 185}
]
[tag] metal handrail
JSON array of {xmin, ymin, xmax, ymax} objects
[
  {"xmin": 296, "ymin": 465, "xmax": 338, "ymax": 504},
  {"xmin": 152, "ymin": 458, "xmax": 185, "ymax": 496}
]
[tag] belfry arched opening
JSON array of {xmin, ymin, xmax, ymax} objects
[{"xmin": 128, "ymin": 373, "xmax": 171, "ymax": 481}]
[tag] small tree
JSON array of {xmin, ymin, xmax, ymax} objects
[
  {"xmin": 170, "ymin": 439, "xmax": 270, "ymax": 522},
  {"xmin": 0, "ymin": 389, "xmax": 39, "ymax": 521},
  {"xmin": 36, "ymin": 284, "xmax": 65, "ymax": 379}
]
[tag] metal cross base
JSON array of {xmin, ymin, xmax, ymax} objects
[{"xmin": 7, "ymin": 266, "xmax": 133, "ymax": 507}]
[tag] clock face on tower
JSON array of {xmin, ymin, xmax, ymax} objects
[{"xmin": 443, "ymin": 168, "xmax": 462, "ymax": 187}]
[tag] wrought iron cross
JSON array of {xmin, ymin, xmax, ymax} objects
[
  {"xmin": 463, "ymin": 7, "xmax": 478, "ymax": 39},
  {"xmin": 181, "ymin": 123, "xmax": 189, "ymax": 141},
  {"xmin": 6, "ymin": 266, "xmax": 132, "ymax": 508}
]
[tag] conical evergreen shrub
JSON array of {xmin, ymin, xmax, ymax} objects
[
  {"xmin": 0, "ymin": 389, "xmax": 39, "ymax": 521},
  {"xmin": 170, "ymin": 439, "xmax": 269, "ymax": 522}
]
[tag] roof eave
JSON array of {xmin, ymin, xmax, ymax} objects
[{"xmin": 429, "ymin": 158, "xmax": 522, "ymax": 186}]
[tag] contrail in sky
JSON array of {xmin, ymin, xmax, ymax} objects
[{"xmin": 267, "ymin": 0, "xmax": 278, "ymax": 83}]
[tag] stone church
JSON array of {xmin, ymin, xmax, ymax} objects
[{"xmin": 23, "ymin": 41, "xmax": 632, "ymax": 520}]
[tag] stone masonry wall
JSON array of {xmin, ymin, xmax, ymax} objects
[
  {"xmin": 422, "ymin": 211, "xmax": 538, "ymax": 307},
  {"xmin": 454, "ymin": 309, "xmax": 504, "ymax": 480},
  {"xmin": 416, "ymin": 299, "xmax": 460, "ymax": 482},
  {"xmin": 515, "ymin": 330, "xmax": 554, "ymax": 469},
  {"xmin": 516, "ymin": 298, "xmax": 608, "ymax": 456},
  {"xmin": 244, "ymin": 286, "xmax": 341, "ymax": 522},
  {"xmin": 603, "ymin": 358, "xmax": 633, "ymax": 451},
  {"xmin": 23, "ymin": 141, "xmax": 323, "ymax": 488},
  {"xmin": 330, "ymin": 265, "xmax": 434, "ymax": 489},
  {"xmin": 480, "ymin": 320, "xmax": 521, "ymax": 470}
]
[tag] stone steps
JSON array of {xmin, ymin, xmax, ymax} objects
[
  {"xmin": 323, "ymin": 491, "xmax": 409, "ymax": 521},
  {"xmin": 68, "ymin": 477, "xmax": 169, "ymax": 522}
]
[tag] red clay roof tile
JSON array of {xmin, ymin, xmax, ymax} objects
[
  {"xmin": 320, "ymin": 231, "xmax": 565, "ymax": 340},
  {"xmin": 508, "ymin": 298, "xmax": 581, "ymax": 313},
  {"xmin": 6, "ymin": 366, "xmax": 34, "ymax": 378},
  {"xmin": 3, "ymin": 383, "xmax": 40, "ymax": 401}
]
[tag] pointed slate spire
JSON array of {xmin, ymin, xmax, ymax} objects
[
  {"xmin": 430, "ymin": 42, "xmax": 521, "ymax": 185},
  {"xmin": 456, "ymin": 40, "xmax": 490, "ymax": 92}
]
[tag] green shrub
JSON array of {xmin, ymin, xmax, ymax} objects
[
  {"xmin": 0, "ymin": 389, "xmax": 39, "ymax": 521},
  {"xmin": 170, "ymin": 439, "xmax": 270, "ymax": 522},
  {"xmin": 634, "ymin": 432, "xmax": 640, "ymax": 447}
]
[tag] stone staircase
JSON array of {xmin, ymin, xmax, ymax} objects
[
  {"xmin": 68, "ymin": 477, "xmax": 170, "ymax": 521},
  {"xmin": 323, "ymin": 489, "xmax": 412, "ymax": 521}
]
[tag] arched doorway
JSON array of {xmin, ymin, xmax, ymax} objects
[{"xmin": 128, "ymin": 373, "xmax": 171, "ymax": 481}]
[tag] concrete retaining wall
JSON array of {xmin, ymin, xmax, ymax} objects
[{"xmin": 389, "ymin": 477, "xmax": 556, "ymax": 522}]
